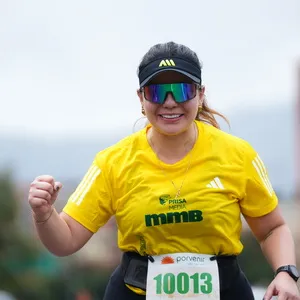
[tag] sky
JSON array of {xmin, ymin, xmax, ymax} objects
[{"xmin": 0, "ymin": 0, "xmax": 299, "ymax": 137}]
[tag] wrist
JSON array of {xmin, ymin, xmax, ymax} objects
[
  {"xmin": 275, "ymin": 265, "xmax": 299, "ymax": 282},
  {"xmin": 33, "ymin": 207, "xmax": 54, "ymax": 224}
]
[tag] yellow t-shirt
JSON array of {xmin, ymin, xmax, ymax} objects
[{"xmin": 63, "ymin": 120, "xmax": 278, "ymax": 294}]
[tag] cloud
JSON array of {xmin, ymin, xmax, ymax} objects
[{"xmin": 0, "ymin": 0, "xmax": 299, "ymax": 135}]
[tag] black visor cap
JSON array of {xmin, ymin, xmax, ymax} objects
[{"xmin": 138, "ymin": 57, "xmax": 202, "ymax": 87}]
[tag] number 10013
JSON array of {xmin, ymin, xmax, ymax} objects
[{"xmin": 153, "ymin": 272, "xmax": 213, "ymax": 295}]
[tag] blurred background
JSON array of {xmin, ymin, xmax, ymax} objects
[{"xmin": 0, "ymin": 0, "xmax": 300, "ymax": 299}]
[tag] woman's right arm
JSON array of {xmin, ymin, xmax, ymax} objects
[{"xmin": 29, "ymin": 175, "xmax": 93, "ymax": 257}]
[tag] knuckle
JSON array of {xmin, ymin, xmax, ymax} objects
[
  {"xmin": 45, "ymin": 184, "xmax": 54, "ymax": 193},
  {"xmin": 30, "ymin": 180, "xmax": 37, "ymax": 188},
  {"xmin": 29, "ymin": 198, "xmax": 39, "ymax": 207},
  {"xmin": 28, "ymin": 190, "xmax": 36, "ymax": 198},
  {"xmin": 36, "ymin": 175, "xmax": 53, "ymax": 182},
  {"xmin": 39, "ymin": 191, "xmax": 50, "ymax": 200}
]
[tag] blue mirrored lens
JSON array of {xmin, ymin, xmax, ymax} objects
[{"xmin": 143, "ymin": 83, "xmax": 197, "ymax": 104}]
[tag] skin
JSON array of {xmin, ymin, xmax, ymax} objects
[
  {"xmin": 137, "ymin": 71, "xmax": 205, "ymax": 163},
  {"xmin": 28, "ymin": 70, "xmax": 299, "ymax": 299},
  {"xmin": 29, "ymin": 176, "xmax": 93, "ymax": 256}
]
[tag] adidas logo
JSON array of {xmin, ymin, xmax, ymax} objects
[
  {"xmin": 206, "ymin": 177, "xmax": 224, "ymax": 189},
  {"xmin": 159, "ymin": 59, "xmax": 176, "ymax": 67}
]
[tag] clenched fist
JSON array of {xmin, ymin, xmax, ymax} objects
[{"xmin": 28, "ymin": 175, "xmax": 63, "ymax": 222}]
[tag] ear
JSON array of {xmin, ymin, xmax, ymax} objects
[
  {"xmin": 137, "ymin": 88, "xmax": 144, "ymax": 105},
  {"xmin": 198, "ymin": 85, "xmax": 205, "ymax": 106}
]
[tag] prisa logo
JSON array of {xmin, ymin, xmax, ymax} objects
[
  {"xmin": 161, "ymin": 256, "xmax": 175, "ymax": 264},
  {"xmin": 159, "ymin": 194, "xmax": 169, "ymax": 205},
  {"xmin": 159, "ymin": 194, "xmax": 187, "ymax": 210},
  {"xmin": 159, "ymin": 59, "xmax": 176, "ymax": 67}
]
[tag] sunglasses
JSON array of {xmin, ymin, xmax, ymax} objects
[{"xmin": 141, "ymin": 83, "xmax": 200, "ymax": 104}]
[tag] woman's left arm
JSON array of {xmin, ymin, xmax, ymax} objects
[{"xmin": 244, "ymin": 206, "xmax": 300, "ymax": 300}]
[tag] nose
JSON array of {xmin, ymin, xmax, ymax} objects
[{"xmin": 163, "ymin": 92, "xmax": 177, "ymax": 107}]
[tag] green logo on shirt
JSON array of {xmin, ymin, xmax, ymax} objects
[
  {"xmin": 145, "ymin": 210, "xmax": 203, "ymax": 227},
  {"xmin": 159, "ymin": 194, "xmax": 187, "ymax": 210},
  {"xmin": 159, "ymin": 194, "xmax": 170, "ymax": 205}
]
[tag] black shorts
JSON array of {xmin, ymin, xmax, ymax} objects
[{"xmin": 103, "ymin": 253, "xmax": 255, "ymax": 300}]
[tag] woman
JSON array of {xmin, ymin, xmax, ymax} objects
[{"xmin": 28, "ymin": 41, "xmax": 299, "ymax": 300}]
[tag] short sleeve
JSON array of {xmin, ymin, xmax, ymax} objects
[
  {"xmin": 63, "ymin": 156, "xmax": 114, "ymax": 233},
  {"xmin": 239, "ymin": 143, "xmax": 278, "ymax": 217}
]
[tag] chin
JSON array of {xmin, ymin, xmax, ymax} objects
[{"xmin": 155, "ymin": 123, "xmax": 189, "ymax": 136}]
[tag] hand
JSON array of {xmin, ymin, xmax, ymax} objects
[
  {"xmin": 264, "ymin": 272, "xmax": 300, "ymax": 300},
  {"xmin": 28, "ymin": 175, "xmax": 63, "ymax": 222}
]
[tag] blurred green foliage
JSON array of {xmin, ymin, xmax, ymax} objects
[
  {"xmin": 0, "ymin": 171, "xmax": 111, "ymax": 299},
  {"xmin": 239, "ymin": 230, "xmax": 274, "ymax": 286}
]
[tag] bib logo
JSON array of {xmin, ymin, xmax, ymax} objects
[
  {"xmin": 159, "ymin": 194, "xmax": 187, "ymax": 210},
  {"xmin": 161, "ymin": 256, "xmax": 175, "ymax": 264},
  {"xmin": 145, "ymin": 210, "xmax": 203, "ymax": 227}
]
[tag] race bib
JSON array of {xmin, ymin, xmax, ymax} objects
[{"xmin": 146, "ymin": 253, "xmax": 220, "ymax": 300}]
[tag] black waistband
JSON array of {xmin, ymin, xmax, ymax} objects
[
  {"xmin": 122, "ymin": 251, "xmax": 237, "ymax": 268},
  {"xmin": 121, "ymin": 252, "xmax": 238, "ymax": 291}
]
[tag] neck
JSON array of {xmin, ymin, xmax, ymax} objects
[{"xmin": 148, "ymin": 123, "xmax": 198, "ymax": 163}]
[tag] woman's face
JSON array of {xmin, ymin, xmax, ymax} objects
[{"xmin": 138, "ymin": 71, "xmax": 204, "ymax": 136}]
